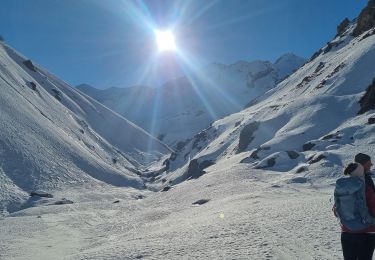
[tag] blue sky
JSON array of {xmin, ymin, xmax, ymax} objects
[{"xmin": 0, "ymin": 0, "xmax": 367, "ymax": 89}]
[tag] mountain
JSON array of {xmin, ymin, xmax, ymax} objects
[
  {"xmin": 153, "ymin": 17, "xmax": 375, "ymax": 189},
  {"xmin": 0, "ymin": 42, "xmax": 171, "ymax": 211},
  {"xmin": 77, "ymin": 54, "xmax": 306, "ymax": 146}
]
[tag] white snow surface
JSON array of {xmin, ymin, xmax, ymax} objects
[
  {"xmin": 0, "ymin": 163, "xmax": 342, "ymax": 260},
  {"xmin": 0, "ymin": 43, "xmax": 171, "ymax": 210}
]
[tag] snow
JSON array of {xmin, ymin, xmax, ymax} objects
[
  {"xmin": 0, "ymin": 42, "xmax": 171, "ymax": 212},
  {"xmin": 0, "ymin": 164, "xmax": 342, "ymax": 259},
  {"xmin": 0, "ymin": 9, "xmax": 375, "ymax": 260},
  {"xmin": 78, "ymin": 54, "xmax": 306, "ymax": 146}
]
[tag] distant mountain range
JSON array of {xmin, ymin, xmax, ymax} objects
[{"xmin": 77, "ymin": 53, "xmax": 306, "ymax": 146}]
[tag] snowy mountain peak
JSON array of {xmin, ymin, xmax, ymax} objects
[{"xmin": 79, "ymin": 54, "xmax": 305, "ymax": 147}]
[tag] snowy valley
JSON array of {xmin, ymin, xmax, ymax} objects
[{"xmin": 0, "ymin": 2, "xmax": 375, "ymax": 259}]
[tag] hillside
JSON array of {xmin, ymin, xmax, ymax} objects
[
  {"xmin": 0, "ymin": 42, "xmax": 171, "ymax": 211},
  {"xmin": 155, "ymin": 17, "xmax": 375, "ymax": 189}
]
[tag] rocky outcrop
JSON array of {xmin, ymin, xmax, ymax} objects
[
  {"xmin": 237, "ymin": 121, "xmax": 260, "ymax": 153},
  {"xmin": 353, "ymin": 0, "xmax": 375, "ymax": 36},
  {"xmin": 359, "ymin": 78, "xmax": 375, "ymax": 114},
  {"xmin": 187, "ymin": 159, "xmax": 214, "ymax": 179},
  {"xmin": 23, "ymin": 60, "xmax": 37, "ymax": 72},
  {"xmin": 337, "ymin": 18, "xmax": 350, "ymax": 36}
]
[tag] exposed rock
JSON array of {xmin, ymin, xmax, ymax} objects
[
  {"xmin": 359, "ymin": 78, "xmax": 375, "ymax": 114},
  {"xmin": 52, "ymin": 89, "xmax": 62, "ymax": 101},
  {"xmin": 296, "ymin": 166, "xmax": 306, "ymax": 173},
  {"xmin": 135, "ymin": 195, "xmax": 145, "ymax": 200},
  {"xmin": 187, "ymin": 159, "xmax": 214, "ymax": 179},
  {"xmin": 192, "ymin": 131, "xmax": 208, "ymax": 150},
  {"xmin": 309, "ymin": 49, "xmax": 323, "ymax": 62},
  {"xmin": 369, "ymin": 117, "xmax": 375, "ymax": 124},
  {"xmin": 303, "ymin": 142, "xmax": 315, "ymax": 151},
  {"xmin": 315, "ymin": 79, "xmax": 326, "ymax": 89},
  {"xmin": 237, "ymin": 121, "xmax": 260, "ymax": 153},
  {"xmin": 30, "ymin": 191, "xmax": 53, "ymax": 198},
  {"xmin": 192, "ymin": 199, "xmax": 210, "ymax": 205},
  {"xmin": 54, "ymin": 198, "xmax": 73, "ymax": 205},
  {"xmin": 23, "ymin": 60, "xmax": 37, "ymax": 72},
  {"xmin": 250, "ymin": 149, "xmax": 260, "ymax": 159},
  {"xmin": 255, "ymin": 157, "xmax": 276, "ymax": 169},
  {"xmin": 296, "ymin": 75, "xmax": 313, "ymax": 89},
  {"xmin": 29, "ymin": 81, "xmax": 37, "ymax": 91},
  {"xmin": 161, "ymin": 186, "xmax": 171, "ymax": 192},
  {"xmin": 266, "ymin": 158, "xmax": 276, "ymax": 167},
  {"xmin": 235, "ymin": 121, "xmax": 241, "ymax": 127},
  {"xmin": 323, "ymin": 42, "xmax": 334, "ymax": 54},
  {"xmin": 308, "ymin": 154, "xmax": 326, "ymax": 164},
  {"xmin": 113, "ymin": 200, "xmax": 120, "ymax": 203},
  {"xmin": 314, "ymin": 62, "xmax": 325, "ymax": 74},
  {"xmin": 336, "ymin": 18, "xmax": 350, "ymax": 36},
  {"xmin": 286, "ymin": 151, "xmax": 299, "ymax": 159},
  {"xmin": 353, "ymin": 0, "xmax": 375, "ymax": 37}
]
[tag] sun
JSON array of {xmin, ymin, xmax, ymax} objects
[{"xmin": 155, "ymin": 30, "xmax": 176, "ymax": 52}]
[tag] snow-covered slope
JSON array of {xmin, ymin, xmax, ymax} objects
[
  {"xmin": 77, "ymin": 54, "xmax": 305, "ymax": 146},
  {"xmin": 156, "ymin": 19, "xmax": 375, "ymax": 189},
  {"xmin": 0, "ymin": 43, "xmax": 171, "ymax": 210}
]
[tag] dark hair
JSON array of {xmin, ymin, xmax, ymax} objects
[
  {"xmin": 355, "ymin": 153, "xmax": 371, "ymax": 165},
  {"xmin": 344, "ymin": 163, "xmax": 359, "ymax": 175}
]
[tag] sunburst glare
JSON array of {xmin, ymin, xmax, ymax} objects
[{"xmin": 155, "ymin": 30, "xmax": 176, "ymax": 52}]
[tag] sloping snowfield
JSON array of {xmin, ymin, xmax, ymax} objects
[{"xmin": 0, "ymin": 163, "xmax": 341, "ymax": 260}]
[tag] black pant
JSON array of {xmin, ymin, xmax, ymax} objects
[{"xmin": 341, "ymin": 233, "xmax": 375, "ymax": 260}]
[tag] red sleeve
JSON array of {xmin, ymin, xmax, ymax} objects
[{"xmin": 366, "ymin": 186, "xmax": 375, "ymax": 216}]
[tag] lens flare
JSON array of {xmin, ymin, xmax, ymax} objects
[{"xmin": 155, "ymin": 30, "xmax": 176, "ymax": 52}]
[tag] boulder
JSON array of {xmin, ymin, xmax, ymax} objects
[
  {"xmin": 54, "ymin": 198, "xmax": 73, "ymax": 205},
  {"xmin": 192, "ymin": 199, "xmax": 210, "ymax": 205},
  {"xmin": 359, "ymin": 78, "xmax": 375, "ymax": 114},
  {"xmin": 161, "ymin": 186, "xmax": 171, "ymax": 192},
  {"xmin": 308, "ymin": 154, "xmax": 326, "ymax": 164},
  {"xmin": 30, "ymin": 191, "xmax": 53, "ymax": 198},
  {"xmin": 303, "ymin": 142, "xmax": 315, "ymax": 151},
  {"xmin": 237, "ymin": 121, "xmax": 260, "ymax": 153},
  {"xmin": 187, "ymin": 159, "xmax": 214, "ymax": 179},
  {"xmin": 286, "ymin": 151, "xmax": 299, "ymax": 159},
  {"xmin": 369, "ymin": 117, "xmax": 375, "ymax": 124},
  {"xmin": 23, "ymin": 60, "xmax": 37, "ymax": 72}
]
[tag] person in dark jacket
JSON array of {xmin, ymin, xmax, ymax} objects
[
  {"xmin": 336, "ymin": 162, "xmax": 375, "ymax": 260},
  {"xmin": 355, "ymin": 153, "xmax": 375, "ymax": 259}
]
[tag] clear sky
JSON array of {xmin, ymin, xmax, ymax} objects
[{"xmin": 0, "ymin": 0, "xmax": 367, "ymax": 89}]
